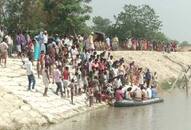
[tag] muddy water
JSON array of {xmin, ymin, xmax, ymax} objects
[{"xmin": 43, "ymin": 91, "xmax": 191, "ymax": 130}]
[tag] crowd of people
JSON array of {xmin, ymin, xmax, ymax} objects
[
  {"xmin": 82, "ymin": 36, "xmax": 177, "ymax": 52},
  {"xmin": 122, "ymin": 38, "xmax": 177, "ymax": 52},
  {"xmin": 0, "ymin": 30, "xmax": 159, "ymax": 106}
]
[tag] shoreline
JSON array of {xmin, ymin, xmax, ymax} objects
[{"xmin": 0, "ymin": 87, "xmax": 108, "ymax": 130}]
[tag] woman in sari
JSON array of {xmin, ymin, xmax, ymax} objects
[{"xmin": 34, "ymin": 39, "xmax": 40, "ymax": 61}]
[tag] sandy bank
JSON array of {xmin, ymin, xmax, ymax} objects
[{"xmin": 112, "ymin": 51, "xmax": 191, "ymax": 82}]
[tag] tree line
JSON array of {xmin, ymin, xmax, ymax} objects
[
  {"xmin": 0, "ymin": 0, "xmax": 92, "ymax": 35},
  {"xmin": 0, "ymin": 1, "xmax": 177, "ymax": 43}
]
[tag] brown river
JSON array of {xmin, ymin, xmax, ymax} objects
[{"xmin": 41, "ymin": 90, "xmax": 191, "ymax": 130}]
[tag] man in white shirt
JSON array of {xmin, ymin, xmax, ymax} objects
[
  {"xmin": 146, "ymin": 87, "xmax": 152, "ymax": 99},
  {"xmin": 71, "ymin": 46, "xmax": 79, "ymax": 67},
  {"xmin": 43, "ymin": 31, "xmax": 48, "ymax": 54},
  {"xmin": 64, "ymin": 36, "xmax": 70, "ymax": 45},
  {"xmin": 88, "ymin": 58, "xmax": 93, "ymax": 72},
  {"xmin": 88, "ymin": 32, "xmax": 95, "ymax": 51},
  {"xmin": 24, "ymin": 57, "xmax": 36, "ymax": 91},
  {"xmin": 5, "ymin": 35, "xmax": 13, "ymax": 57},
  {"xmin": 113, "ymin": 76, "xmax": 122, "ymax": 89},
  {"xmin": 106, "ymin": 37, "xmax": 111, "ymax": 50}
]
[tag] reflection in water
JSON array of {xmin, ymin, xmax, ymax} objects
[{"xmin": 42, "ymin": 91, "xmax": 191, "ymax": 130}]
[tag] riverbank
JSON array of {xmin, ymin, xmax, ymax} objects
[{"xmin": 0, "ymin": 51, "xmax": 191, "ymax": 130}]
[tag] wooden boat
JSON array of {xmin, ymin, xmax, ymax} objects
[{"xmin": 113, "ymin": 97, "xmax": 164, "ymax": 107}]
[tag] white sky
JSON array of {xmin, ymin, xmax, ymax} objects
[{"xmin": 90, "ymin": 0, "xmax": 191, "ymax": 42}]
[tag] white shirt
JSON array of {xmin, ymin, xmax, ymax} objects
[
  {"xmin": 113, "ymin": 79, "xmax": 122, "ymax": 88},
  {"xmin": 0, "ymin": 30, "xmax": 4, "ymax": 38},
  {"xmin": 106, "ymin": 37, "xmax": 111, "ymax": 46},
  {"xmin": 112, "ymin": 68, "xmax": 119, "ymax": 77},
  {"xmin": 67, "ymin": 40, "xmax": 73, "ymax": 49},
  {"xmin": 147, "ymin": 88, "xmax": 152, "ymax": 99},
  {"xmin": 43, "ymin": 34, "xmax": 48, "ymax": 44},
  {"xmin": 24, "ymin": 61, "xmax": 33, "ymax": 76},
  {"xmin": 76, "ymin": 58, "xmax": 81, "ymax": 65},
  {"xmin": 53, "ymin": 69, "xmax": 62, "ymax": 83},
  {"xmin": 125, "ymin": 91, "xmax": 132, "ymax": 100},
  {"xmin": 139, "ymin": 73, "xmax": 144, "ymax": 85},
  {"xmin": 71, "ymin": 48, "xmax": 78, "ymax": 58},
  {"xmin": 64, "ymin": 38, "xmax": 70, "ymax": 45},
  {"xmin": 88, "ymin": 61, "xmax": 93, "ymax": 72},
  {"xmin": 108, "ymin": 59, "xmax": 113, "ymax": 66},
  {"xmin": 5, "ymin": 35, "xmax": 13, "ymax": 46}
]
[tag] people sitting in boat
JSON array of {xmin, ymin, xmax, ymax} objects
[
  {"xmin": 151, "ymin": 85, "xmax": 158, "ymax": 98},
  {"xmin": 113, "ymin": 76, "xmax": 122, "ymax": 89},
  {"xmin": 125, "ymin": 87, "xmax": 132, "ymax": 100},
  {"xmin": 134, "ymin": 86, "xmax": 142, "ymax": 101},
  {"xmin": 130, "ymin": 85, "xmax": 142, "ymax": 101},
  {"xmin": 146, "ymin": 87, "xmax": 152, "ymax": 99},
  {"xmin": 115, "ymin": 86, "xmax": 124, "ymax": 102},
  {"xmin": 141, "ymin": 85, "xmax": 147, "ymax": 100}
]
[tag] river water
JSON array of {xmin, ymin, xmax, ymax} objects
[{"xmin": 42, "ymin": 90, "xmax": 191, "ymax": 130}]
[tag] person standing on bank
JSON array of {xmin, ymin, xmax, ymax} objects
[
  {"xmin": 43, "ymin": 31, "xmax": 48, "ymax": 54},
  {"xmin": 23, "ymin": 57, "xmax": 36, "ymax": 91},
  {"xmin": 42, "ymin": 66, "xmax": 50, "ymax": 96},
  {"xmin": 0, "ymin": 38, "xmax": 8, "ymax": 67},
  {"xmin": 69, "ymin": 79, "xmax": 75, "ymax": 104},
  {"xmin": 5, "ymin": 35, "xmax": 13, "ymax": 57},
  {"xmin": 53, "ymin": 65, "xmax": 63, "ymax": 97}
]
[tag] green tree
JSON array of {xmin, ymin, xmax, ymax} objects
[
  {"xmin": 153, "ymin": 32, "xmax": 169, "ymax": 42},
  {"xmin": 0, "ymin": 0, "xmax": 6, "ymax": 25},
  {"xmin": 92, "ymin": 16, "xmax": 112, "ymax": 35},
  {"xmin": 43, "ymin": 0, "xmax": 92, "ymax": 35},
  {"xmin": 2, "ymin": 0, "xmax": 91, "ymax": 35},
  {"xmin": 114, "ymin": 4, "xmax": 162, "ymax": 41},
  {"xmin": 3, "ymin": 0, "xmax": 45, "ymax": 34},
  {"xmin": 4, "ymin": 0, "xmax": 23, "ymax": 33}
]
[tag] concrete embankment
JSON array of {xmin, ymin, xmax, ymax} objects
[
  {"xmin": 0, "ymin": 59, "xmax": 106, "ymax": 130},
  {"xmin": 0, "ymin": 51, "xmax": 191, "ymax": 130}
]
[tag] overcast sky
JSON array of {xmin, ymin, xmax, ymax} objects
[{"xmin": 90, "ymin": 0, "xmax": 191, "ymax": 42}]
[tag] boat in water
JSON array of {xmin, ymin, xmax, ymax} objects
[{"xmin": 113, "ymin": 97, "xmax": 164, "ymax": 107}]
